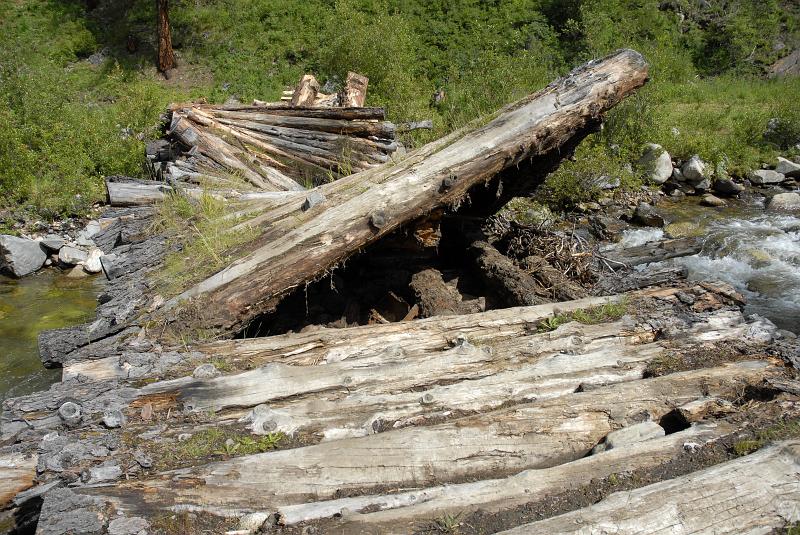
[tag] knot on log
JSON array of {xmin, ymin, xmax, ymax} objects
[
  {"xmin": 302, "ymin": 190, "xmax": 326, "ymax": 212},
  {"xmin": 369, "ymin": 211, "xmax": 387, "ymax": 230},
  {"xmin": 58, "ymin": 402, "xmax": 82, "ymax": 427},
  {"xmin": 440, "ymin": 175, "xmax": 456, "ymax": 192}
]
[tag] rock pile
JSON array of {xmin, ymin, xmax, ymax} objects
[{"xmin": 0, "ymin": 218, "xmax": 115, "ymax": 279}]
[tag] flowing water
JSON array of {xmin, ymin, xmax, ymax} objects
[
  {"xmin": 619, "ymin": 195, "xmax": 800, "ymax": 333},
  {"xmin": 0, "ymin": 270, "xmax": 103, "ymax": 400}
]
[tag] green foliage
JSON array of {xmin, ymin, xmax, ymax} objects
[
  {"xmin": 538, "ymin": 142, "xmax": 640, "ymax": 210},
  {"xmin": 2, "ymin": 0, "xmax": 800, "ymax": 217},
  {"xmin": 156, "ymin": 427, "xmax": 286, "ymax": 469},
  {"xmin": 0, "ymin": 0, "xmax": 182, "ymax": 218},
  {"xmin": 537, "ymin": 299, "xmax": 628, "ymax": 333}
]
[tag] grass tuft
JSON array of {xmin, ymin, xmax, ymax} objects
[{"xmin": 537, "ymin": 300, "xmax": 628, "ymax": 333}]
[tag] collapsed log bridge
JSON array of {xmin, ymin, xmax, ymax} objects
[
  {"xmin": 5, "ymin": 50, "xmax": 800, "ymax": 534},
  {"xmin": 155, "ymin": 48, "xmax": 649, "ymax": 335}
]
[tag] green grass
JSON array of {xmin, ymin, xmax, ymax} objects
[
  {"xmin": 149, "ymin": 192, "xmax": 259, "ymax": 297},
  {"xmin": 733, "ymin": 418, "xmax": 800, "ymax": 456},
  {"xmin": 152, "ymin": 427, "xmax": 286, "ymax": 469},
  {"xmin": 2, "ymin": 0, "xmax": 800, "ymax": 219},
  {"xmin": 537, "ymin": 300, "xmax": 628, "ymax": 333}
]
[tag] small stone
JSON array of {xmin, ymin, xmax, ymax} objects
[
  {"xmin": 767, "ymin": 192, "xmax": 800, "ymax": 212},
  {"xmin": 102, "ymin": 409, "xmax": 126, "ymax": 429},
  {"xmin": 747, "ymin": 169, "xmax": 785, "ymax": 185},
  {"xmin": 83, "ymin": 248, "xmax": 104, "ymax": 274},
  {"xmin": 75, "ymin": 233, "xmax": 96, "ymax": 248},
  {"xmin": 66, "ymin": 265, "xmax": 89, "ymax": 279},
  {"xmin": 133, "ymin": 450, "xmax": 153, "ymax": 469},
  {"xmin": 683, "ymin": 442, "xmax": 701, "ymax": 453},
  {"xmin": 192, "ymin": 363, "xmax": 220, "ymax": 379},
  {"xmin": 671, "ymin": 167, "xmax": 685, "ymax": 182},
  {"xmin": 107, "ymin": 516, "xmax": 150, "ymax": 535},
  {"xmin": 420, "ymin": 392, "xmax": 435, "ymax": 405},
  {"xmin": 681, "ymin": 155, "xmax": 707, "ymax": 184},
  {"xmin": 178, "ymin": 433, "xmax": 192, "ymax": 442},
  {"xmin": 776, "ymin": 156, "xmax": 800, "ymax": 178},
  {"xmin": 693, "ymin": 178, "xmax": 711, "ymax": 191},
  {"xmin": 58, "ymin": 402, "xmax": 82, "ymax": 427},
  {"xmin": 140, "ymin": 403, "xmax": 153, "ymax": 421},
  {"xmin": 701, "ymin": 194, "xmax": 727, "ymax": 207},
  {"xmin": 0, "ymin": 235, "xmax": 47, "ymax": 277},
  {"xmin": 81, "ymin": 462, "xmax": 122, "ymax": 484},
  {"xmin": 58, "ymin": 245, "xmax": 88, "ymax": 266},
  {"xmin": 301, "ymin": 189, "xmax": 326, "ymax": 211},
  {"xmin": 82, "ymin": 220, "xmax": 102, "ymax": 238},
  {"xmin": 637, "ymin": 143, "xmax": 672, "ymax": 184}
]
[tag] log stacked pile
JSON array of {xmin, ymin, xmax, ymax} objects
[{"xmin": 109, "ymin": 72, "xmax": 399, "ymax": 206}]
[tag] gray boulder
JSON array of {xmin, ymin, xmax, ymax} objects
[
  {"xmin": 681, "ymin": 155, "xmax": 707, "ymax": 184},
  {"xmin": 0, "ymin": 235, "xmax": 47, "ymax": 277},
  {"xmin": 748, "ymin": 169, "xmax": 785, "ymax": 185},
  {"xmin": 39, "ymin": 235, "xmax": 65, "ymax": 253},
  {"xmin": 58, "ymin": 246, "xmax": 89, "ymax": 266},
  {"xmin": 713, "ymin": 178, "xmax": 745, "ymax": 196},
  {"xmin": 632, "ymin": 203, "xmax": 665, "ymax": 227},
  {"xmin": 776, "ymin": 156, "xmax": 800, "ymax": 178},
  {"xmin": 637, "ymin": 143, "xmax": 672, "ymax": 184},
  {"xmin": 767, "ymin": 192, "xmax": 800, "ymax": 212}
]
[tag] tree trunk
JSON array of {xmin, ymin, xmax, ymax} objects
[{"xmin": 157, "ymin": 0, "xmax": 175, "ymax": 73}]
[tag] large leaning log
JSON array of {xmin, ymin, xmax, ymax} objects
[{"xmin": 157, "ymin": 49, "xmax": 650, "ymax": 335}]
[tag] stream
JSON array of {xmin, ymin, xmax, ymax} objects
[
  {"xmin": 0, "ymin": 271, "xmax": 103, "ymax": 400},
  {"xmin": 619, "ymin": 195, "xmax": 800, "ymax": 333}
]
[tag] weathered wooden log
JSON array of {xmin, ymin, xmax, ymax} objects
[
  {"xmin": 67, "ymin": 294, "xmax": 630, "ymax": 381},
  {"xmin": 106, "ymin": 179, "xmax": 172, "ymax": 206},
  {"xmin": 208, "ymin": 109, "xmax": 396, "ymax": 138},
  {"xmin": 159, "ymin": 50, "xmax": 650, "ymax": 334},
  {"xmin": 602, "ymin": 236, "xmax": 703, "ymax": 267},
  {"xmin": 290, "ymin": 74, "xmax": 320, "ymax": 107},
  {"xmin": 170, "ymin": 114, "xmax": 305, "ymax": 191},
  {"xmin": 470, "ymin": 240, "xmax": 549, "ymax": 307},
  {"xmin": 0, "ymin": 452, "xmax": 36, "ymax": 507},
  {"xmin": 495, "ymin": 441, "xmax": 800, "ymax": 535},
  {"xmin": 80, "ymin": 361, "xmax": 775, "ymax": 515},
  {"xmin": 593, "ymin": 265, "xmax": 687, "ymax": 295},
  {"xmin": 192, "ymin": 104, "xmax": 387, "ymax": 121},
  {"xmin": 273, "ymin": 421, "xmax": 737, "ymax": 528},
  {"xmin": 343, "ymin": 71, "xmax": 368, "ymax": 107},
  {"xmin": 409, "ymin": 268, "xmax": 469, "ymax": 317}
]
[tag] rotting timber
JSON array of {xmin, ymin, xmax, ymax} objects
[{"xmin": 3, "ymin": 49, "xmax": 800, "ymax": 534}]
